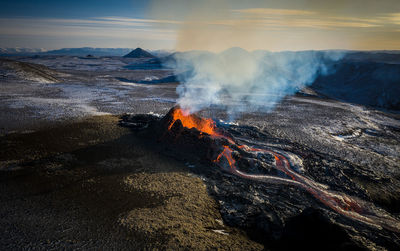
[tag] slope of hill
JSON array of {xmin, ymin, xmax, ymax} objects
[
  {"xmin": 0, "ymin": 58, "xmax": 61, "ymax": 83},
  {"xmin": 311, "ymin": 61, "xmax": 400, "ymax": 111},
  {"xmin": 342, "ymin": 51, "xmax": 400, "ymax": 64},
  {"xmin": 123, "ymin": 48, "xmax": 155, "ymax": 58}
]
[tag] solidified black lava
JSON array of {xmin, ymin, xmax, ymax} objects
[{"xmin": 120, "ymin": 107, "xmax": 400, "ymax": 251}]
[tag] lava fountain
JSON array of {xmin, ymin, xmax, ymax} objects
[
  {"xmin": 168, "ymin": 107, "xmax": 218, "ymax": 136},
  {"xmin": 166, "ymin": 107, "xmax": 400, "ymax": 233}
]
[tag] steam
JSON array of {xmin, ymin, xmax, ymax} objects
[
  {"xmin": 170, "ymin": 48, "xmax": 343, "ymax": 119},
  {"xmin": 148, "ymin": 1, "xmax": 344, "ymax": 118}
]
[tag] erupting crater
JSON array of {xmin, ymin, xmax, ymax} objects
[
  {"xmin": 124, "ymin": 106, "xmax": 400, "ymax": 235},
  {"xmin": 167, "ymin": 107, "xmax": 218, "ymax": 136}
]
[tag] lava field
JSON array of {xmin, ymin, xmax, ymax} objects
[{"xmin": 121, "ymin": 106, "xmax": 400, "ymax": 250}]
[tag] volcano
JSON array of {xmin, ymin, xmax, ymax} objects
[
  {"xmin": 123, "ymin": 48, "xmax": 155, "ymax": 58},
  {"xmin": 120, "ymin": 106, "xmax": 400, "ymax": 250}
]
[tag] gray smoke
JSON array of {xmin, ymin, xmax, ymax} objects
[{"xmin": 170, "ymin": 48, "xmax": 343, "ymax": 120}]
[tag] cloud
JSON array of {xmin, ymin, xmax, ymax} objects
[
  {"xmin": 0, "ymin": 17, "xmax": 176, "ymax": 39},
  {"xmin": 202, "ymin": 18, "xmax": 380, "ymax": 30},
  {"xmin": 0, "ymin": 17, "xmax": 180, "ymax": 29},
  {"xmin": 380, "ymin": 13, "xmax": 400, "ymax": 25},
  {"xmin": 100, "ymin": 17, "xmax": 181, "ymax": 25},
  {"xmin": 228, "ymin": 8, "xmax": 382, "ymax": 29},
  {"xmin": 0, "ymin": 5, "xmax": 399, "ymax": 50},
  {"xmin": 232, "ymin": 8, "xmax": 316, "ymax": 16}
]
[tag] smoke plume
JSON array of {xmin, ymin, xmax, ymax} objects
[
  {"xmin": 171, "ymin": 48, "xmax": 343, "ymax": 120},
  {"xmin": 148, "ymin": 1, "xmax": 344, "ymax": 119}
]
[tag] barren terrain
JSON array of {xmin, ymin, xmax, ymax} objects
[{"xmin": 1, "ymin": 54, "xmax": 399, "ymax": 250}]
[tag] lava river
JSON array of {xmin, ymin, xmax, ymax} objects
[{"xmin": 167, "ymin": 108, "xmax": 400, "ymax": 233}]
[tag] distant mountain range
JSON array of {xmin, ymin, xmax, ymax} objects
[
  {"xmin": 44, "ymin": 47, "xmax": 133, "ymax": 56},
  {"xmin": 0, "ymin": 47, "xmax": 173, "ymax": 57},
  {"xmin": 2, "ymin": 47, "xmax": 400, "ymax": 59},
  {"xmin": 0, "ymin": 48, "xmax": 47, "ymax": 55}
]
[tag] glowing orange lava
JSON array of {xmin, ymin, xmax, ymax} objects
[
  {"xmin": 214, "ymin": 145, "xmax": 236, "ymax": 169},
  {"xmin": 168, "ymin": 108, "xmax": 218, "ymax": 135},
  {"xmin": 164, "ymin": 106, "xmax": 400, "ymax": 232}
]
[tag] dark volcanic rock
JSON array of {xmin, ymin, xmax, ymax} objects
[
  {"xmin": 279, "ymin": 208, "xmax": 367, "ymax": 251},
  {"xmin": 150, "ymin": 106, "xmax": 229, "ymax": 163},
  {"xmin": 120, "ymin": 107, "xmax": 400, "ymax": 251},
  {"xmin": 119, "ymin": 113, "xmax": 160, "ymax": 129}
]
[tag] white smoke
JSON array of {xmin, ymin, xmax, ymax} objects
[{"xmin": 171, "ymin": 48, "xmax": 343, "ymax": 120}]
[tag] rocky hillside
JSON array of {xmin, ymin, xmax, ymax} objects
[
  {"xmin": 311, "ymin": 61, "xmax": 400, "ymax": 111},
  {"xmin": 0, "ymin": 58, "xmax": 62, "ymax": 83}
]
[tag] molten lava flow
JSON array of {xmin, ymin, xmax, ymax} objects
[
  {"xmin": 168, "ymin": 108, "xmax": 218, "ymax": 136},
  {"xmin": 165, "ymin": 107, "xmax": 400, "ymax": 232},
  {"xmin": 214, "ymin": 145, "xmax": 236, "ymax": 170},
  {"xmin": 216, "ymin": 142, "xmax": 400, "ymax": 231}
]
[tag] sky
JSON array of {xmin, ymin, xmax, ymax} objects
[{"xmin": 0, "ymin": 0, "xmax": 399, "ymax": 51}]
